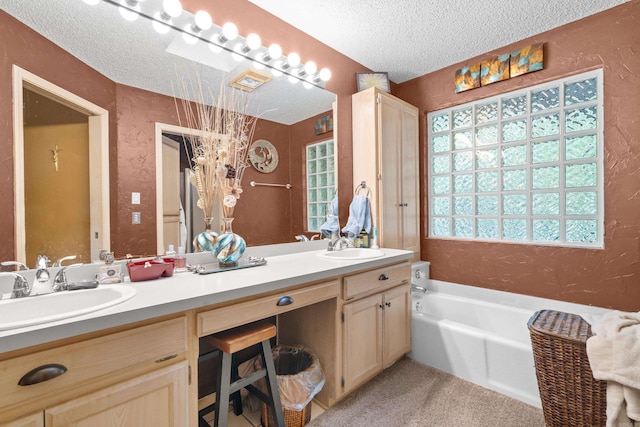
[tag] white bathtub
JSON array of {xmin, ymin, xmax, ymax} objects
[{"xmin": 408, "ymin": 278, "xmax": 611, "ymax": 408}]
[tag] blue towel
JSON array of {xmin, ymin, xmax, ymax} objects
[
  {"xmin": 320, "ymin": 196, "xmax": 340, "ymax": 237},
  {"xmin": 341, "ymin": 195, "xmax": 372, "ymax": 238}
]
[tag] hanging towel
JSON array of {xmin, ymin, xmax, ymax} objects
[
  {"xmin": 586, "ymin": 310, "xmax": 640, "ymax": 427},
  {"xmin": 341, "ymin": 195, "xmax": 372, "ymax": 238},
  {"xmin": 320, "ymin": 196, "xmax": 340, "ymax": 237}
]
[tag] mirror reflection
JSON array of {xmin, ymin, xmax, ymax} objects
[{"xmin": 0, "ymin": 0, "xmax": 337, "ymax": 266}]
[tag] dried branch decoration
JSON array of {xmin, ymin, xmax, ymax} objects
[{"xmin": 174, "ymin": 73, "xmax": 259, "ymax": 222}]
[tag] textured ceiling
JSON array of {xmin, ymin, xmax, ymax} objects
[
  {"xmin": 249, "ymin": 0, "xmax": 629, "ymax": 83},
  {"xmin": 0, "ymin": 0, "xmax": 336, "ymax": 125},
  {"xmin": 0, "ymin": 0, "xmax": 629, "ymax": 123}
]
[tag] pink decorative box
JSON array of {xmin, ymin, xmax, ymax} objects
[{"xmin": 127, "ymin": 259, "xmax": 174, "ymax": 282}]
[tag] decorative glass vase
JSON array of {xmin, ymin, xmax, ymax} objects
[
  {"xmin": 193, "ymin": 218, "xmax": 218, "ymax": 252},
  {"xmin": 212, "ymin": 217, "xmax": 246, "ymax": 267}
]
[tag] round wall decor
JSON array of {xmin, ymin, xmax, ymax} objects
[{"xmin": 248, "ymin": 139, "xmax": 279, "ymax": 173}]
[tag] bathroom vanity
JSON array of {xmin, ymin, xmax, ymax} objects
[{"xmin": 0, "ymin": 245, "xmax": 412, "ymax": 426}]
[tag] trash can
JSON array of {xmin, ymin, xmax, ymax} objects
[{"xmin": 261, "ymin": 345, "xmax": 325, "ymax": 427}]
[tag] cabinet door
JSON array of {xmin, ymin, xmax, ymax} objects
[
  {"xmin": 382, "ymin": 285, "xmax": 411, "ymax": 367},
  {"xmin": 45, "ymin": 362, "xmax": 188, "ymax": 427},
  {"xmin": 343, "ymin": 293, "xmax": 383, "ymax": 393},
  {"xmin": 378, "ymin": 93, "xmax": 403, "ymax": 249},
  {"xmin": 1, "ymin": 413, "xmax": 43, "ymax": 427},
  {"xmin": 400, "ymin": 105, "xmax": 420, "ymax": 254}
]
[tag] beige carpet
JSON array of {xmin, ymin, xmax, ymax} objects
[{"xmin": 308, "ymin": 358, "xmax": 545, "ymax": 427}]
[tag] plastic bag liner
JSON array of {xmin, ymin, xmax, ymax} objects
[{"xmin": 271, "ymin": 344, "xmax": 325, "ymax": 411}]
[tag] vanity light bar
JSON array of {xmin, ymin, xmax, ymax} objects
[{"xmin": 90, "ymin": 0, "xmax": 331, "ymax": 89}]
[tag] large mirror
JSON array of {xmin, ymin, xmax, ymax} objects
[{"xmin": 0, "ymin": 0, "xmax": 337, "ymax": 265}]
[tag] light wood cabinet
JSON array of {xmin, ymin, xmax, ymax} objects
[
  {"xmin": 0, "ymin": 317, "xmax": 190, "ymax": 426},
  {"xmin": 341, "ymin": 263, "xmax": 411, "ymax": 394},
  {"xmin": 352, "ymin": 87, "xmax": 420, "ymax": 257},
  {"xmin": 1, "ymin": 413, "xmax": 43, "ymax": 427},
  {"xmin": 45, "ymin": 362, "xmax": 188, "ymax": 427}
]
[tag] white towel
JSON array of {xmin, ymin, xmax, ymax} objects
[
  {"xmin": 586, "ymin": 310, "xmax": 640, "ymax": 427},
  {"xmin": 341, "ymin": 195, "xmax": 372, "ymax": 238},
  {"xmin": 320, "ymin": 196, "xmax": 339, "ymax": 237}
]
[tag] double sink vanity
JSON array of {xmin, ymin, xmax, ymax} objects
[{"xmin": 0, "ymin": 242, "xmax": 412, "ymax": 426}]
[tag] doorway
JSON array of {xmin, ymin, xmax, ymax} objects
[{"xmin": 13, "ymin": 66, "xmax": 110, "ymax": 265}]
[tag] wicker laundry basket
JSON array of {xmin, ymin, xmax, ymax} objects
[
  {"xmin": 528, "ymin": 309, "xmax": 607, "ymax": 427},
  {"xmin": 261, "ymin": 401, "xmax": 311, "ymax": 427}
]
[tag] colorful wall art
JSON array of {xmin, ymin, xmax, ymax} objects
[
  {"xmin": 510, "ymin": 43, "xmax": 544, "ymax": 77},
  {"xmin": 455, "ymin": 43, "xmax": 544, "ymax": 93},
  {"xmin": 315, "ymin": 114, "xmax": 333, "ymax": 135},
  {"xmin": 454, "ymin": 64, "xmax": 481, "ymax": 93},
  {"xmin": 481, "ymin": 53, "xmax": 511, "ymax": 86}
]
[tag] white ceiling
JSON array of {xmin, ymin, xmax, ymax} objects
[
  {"xmin": 0, "ymin": 0, "xmax": 336, "ymax": 125},
  {"xmin": 250, "ymin": 0, "xmax": 629, "ymax": 83},
  {"xmin": 0, "ymin": 0, "xmax": 628, "ymax": 124}
]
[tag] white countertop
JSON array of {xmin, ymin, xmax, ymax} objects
[{"xmin": 0, "ymin": 245, "xmax": 412, "ymax": 354}]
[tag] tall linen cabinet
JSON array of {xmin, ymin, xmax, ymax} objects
[{"xmin": 352, "ymin": 87, "xmax": 420, "ymax": 257}]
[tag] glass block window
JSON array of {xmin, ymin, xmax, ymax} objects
[
  {"xmin": 306, "ymin": 139, "xmax": 337, "ymax": 232},
  {"xmin": 427, "ymin": 70, "xmax": 604, "ymax": 248}
]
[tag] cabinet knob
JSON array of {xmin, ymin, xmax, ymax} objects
[
  {"xmin": 276, "ymin": 296, "xmax": 294, "ymax": 306},
  {"xmin": 378, "ymin": 304, "xmax": 384, "ymax": 309},
  {"xmin": 18, "ymin": 363, "xmax": 67, "ymax": 386},
  {"xmin": 378, "ymin": 273, "xmax": 389, "ymax": 281},
  {"xmin": 385, "ymin": 302, "xmax": 391, "ymax": 307}
]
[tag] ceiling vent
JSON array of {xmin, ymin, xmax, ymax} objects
[{"xmin": 230, "ymin": 68, "xmax": 272, "ymax": 92}]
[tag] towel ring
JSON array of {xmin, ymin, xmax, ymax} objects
[{"xmin": 355, "ymin": 181, "xmax": 371, "ymax": 197}]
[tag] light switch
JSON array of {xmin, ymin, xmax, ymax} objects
[
  {"xmin": 132, "ymin": 212, "xmax": 141, "ymax": 224},
  {"xmin": 132, "ymin": 192, "xmax": 141, "ymax": 205}
]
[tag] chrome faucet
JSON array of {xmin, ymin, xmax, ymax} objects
[
  {"xmin": 327, "ymin": 232, "xmax": 354, "ymax": 251},
  {"xmin": 0, "ymin": 272, "xmax": 30, "ymax": 299},
  {"xmin": 53, "ymin": 263, "xmax": 84, "ymax": 292},
  {"xmin": 31, "ymin": 255, "xmax": 53, "ymax": 296},
  {"xmin": 295, "ymin": 235, "xmax": 310, "ymax": 242},
  {"xmin": 1, "ymin": 261, "xmax": 29, "ymax": 271},
  {"xmin": 411, "ymin": 284, "xmax": 427, "ymax": 293},
  {"xmin": 53, "ymin": 255, "xmax": 77, "ymax": 267}
]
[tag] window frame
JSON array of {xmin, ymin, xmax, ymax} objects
[
  {"xmin": 305, "ymin": 138, "xmax": 337, "ymax": 233},
  {"xmin": 427, "ymin": 69, "xmax": 604, "ymax": 249}
]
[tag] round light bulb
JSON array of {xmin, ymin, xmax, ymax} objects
[
  {"xmin": 152, "ymin": 12, "xmax": 171, "ymax": 33},
  {"xmin": 304, "ymin": 61, "xmax": 317, "ymax": 75},
  {"xmin": 182, "ymin": 23, "xmax": 198, "ymax": 44},
  {"xmin": 287, "ymin": 52, "xmax": 300, "ymax": 67},
  {"xmin": 288, "ymin": 75, "xmax": 299, "ymax": 84},
  {"xmin": 232, "ymin": 43, "xmax": 245, "ymax": 61},
  {"xmin": 246, "ymin": 33, "xmax": 262, "ymax": 51},
  {"xmin": 303, "ymin": 81, "xmax": 313, "ymax": 89},
  {"xmin": 267, "ymin": 44, "xmax": 282, "ymax": 60},
  {"xmin": 119, "ymin": 5, "xmax": 139, "ymax": 21},
  {"xmin": 271, "ymin": 66, "xmax": 283, "ymax": 77},
  {"xmin": 319, "ymin": 68, "xmax": 332, "ymax": 81},
  {"xmin": 221, "ymin": 22, "xmax": 238, "ymax": 41},
  {"xmin": 163, "ymin": 0, "xmax": 182, "ymax": 18},
  {"xmin": 194, "ymin": 10, "xmax": 212, "ymax": 31},
  {"xmin": 82, "ymin": 0, "xmax": 101, "ymax": 5},
  {"xmin": 209, "ymin": 40, "xmax": 223, "ymax": 53}
]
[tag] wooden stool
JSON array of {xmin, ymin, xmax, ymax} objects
[{"xmin": 200, "ymin": 321, "xmax": 285, "ymax": 427}]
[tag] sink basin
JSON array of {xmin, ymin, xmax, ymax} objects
[
  {"xmin": 317, "ymin": 248, "xmax": 385, "ymax": 260},
  {"xmin": 0, "ymin": 285, "xmax": 137, "ymax": 331}
]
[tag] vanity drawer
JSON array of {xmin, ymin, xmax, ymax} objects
[
  {"xmin": 197, "ymin": 280, "xmax": 340, "ymax": 336},
  {"xmin": 343, "ymin": 262, "xmax": 410, "ymax": 301},
  {"xmin": 0, "ymin": 316, "xmax": 187, "ymax": 413}
]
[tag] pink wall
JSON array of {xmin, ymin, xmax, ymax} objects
[{"xmin": 396, "ymin": 0, "xmax": 640, "ymax": 311}]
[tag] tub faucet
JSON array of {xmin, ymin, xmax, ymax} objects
[
  {"xmin": 295, "ymin": 235, "xmax": 309, "ymax": 242},
  {"xmin": 411, "ymin": 283, "xmax": 427, "ymax": 293}
]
